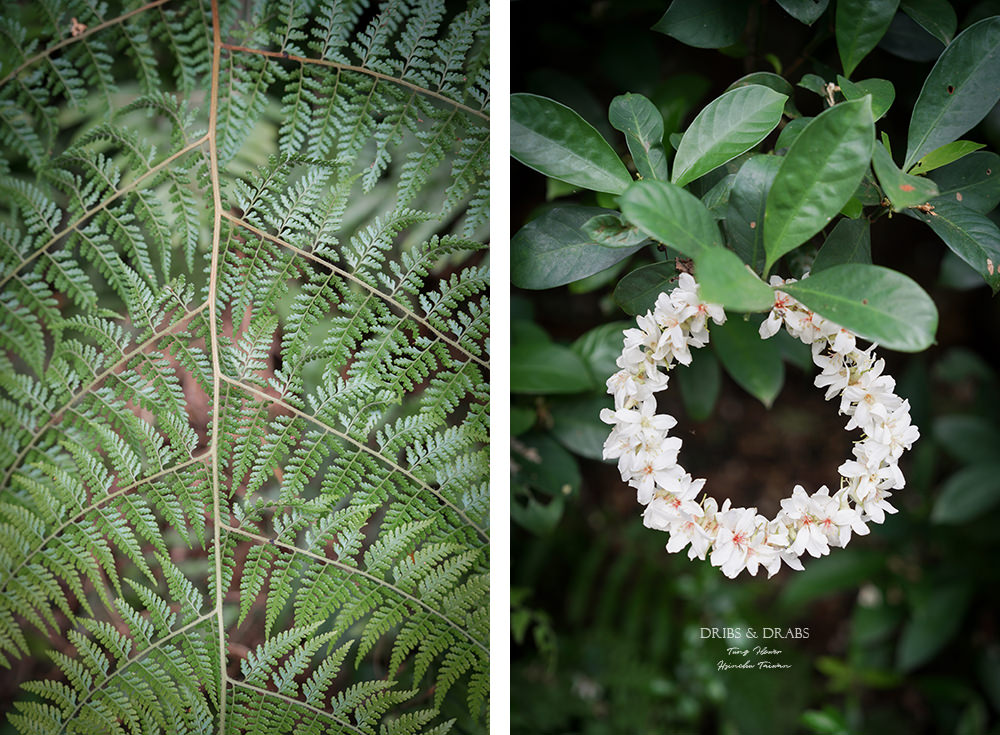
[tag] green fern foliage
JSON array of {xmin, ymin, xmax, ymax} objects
[{"xmin": 0, "ymin": 0, "xmax": 489, "ymax": 731}]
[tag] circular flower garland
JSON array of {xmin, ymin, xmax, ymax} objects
[{"xmin": 600, "ymin": 273, "xmax": 919, "ymax": 579}]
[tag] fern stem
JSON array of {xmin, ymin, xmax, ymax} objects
[
  {"xmin": 219, "ymin": 43, "xmax": 489, "ymax": 122},
  {"xmin": 0, "ymin": 455, "xmax": 209, "ymax": 598},
  {"xmin": 220, "ymin": 522, "xmax": 488, "ymax": 655},
  {"xmin": 0, "ymin": 0, "xmax": 173, "ymax": 89},
  {"xmin": 0, "ymin": 134, "xmax": 209, "ymax": 293},
  {"xmin": 218, "ymin": 374, "xmax": 490, "ymax": 541},
  {"xmin": 57, "ymin": 611, "xmax": 216, "ymax": 734},
  {"xmin": 0, "ymin": 301, "xmax": 210, "ymax": 490},
  {"xmin": 228, "ymin": 679, "xmax": 365, "ymax": 734},
  {"xmin": 208, "ymin": 0, "xmax": 229, "ymax": 730},
  {"xmin": 221, "ymin": 212, "xmax": 489, "ymax": 370}
]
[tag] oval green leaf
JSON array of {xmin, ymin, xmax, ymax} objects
[
  {"xmin": 510, "ymin": 342, "xmax": 595, "ymax": 394},
  {"xmin": 837, "ymin": 75, "xmax": 895, "ymax": 121},
  {"xmin": 908, "ymin": 140, "xmax": 987, "ymax": 176},
  {"xmin": 571, "ymin": 321, "xmax": 634, "ymax": 379},
  {"xmin": 609, "ymin": 93, "xmax": 669, "ymax": 182},
  {"xmin": 550, "ymin": 395, "xmax": 616, "ymax": 461},
  {"xmin": 582, "ymin": 212, "xmax": 649, "ymax": 247},
  {"xmin": 908, "ymin": 197, "xmax": 1000, "ymax": 293},
  {"xmin": 512, "ymin": 207, "xmax": 645, "ymax": 290},
  {"xmin": 779, "ymin": 264, "xmax": 938, "ymax": 352},
  {"xmin": 928, "ymin": 150, "xmax": 1000, "ymax": 213},
  {"xmin": 933, "ymin": 415, "xmax": 1000, "ymax": 464},
  {"xmin": 871, "ymin": 141, "xmax": 939, "ymax": 211},
  {"xmin": 652, "ymin": 0, "xmax": 751, "ymax": 49},
  {"xmin": 695, "ymin": 247, "xmax": 775, "ymax": 311},
  {"xmin": 764, "ymin": 98, "xmax": 875, "ymax": 273},
  {"xmin": 900, "ymin": 0, "xmax": 957, "ymax": 45},
  {"xmin": 620, "ymin": 180, "xmax": 722, "ymax": 259},
  {"xmin": 896, "ymin": 583, "xmax": 971, "ymax": 671},
  {"xmin": 613, "ymin": 261, "xmax": 678, "ymax": 316},
  {"xmin": 904, "ymin": 16, "xmax": 1000, "ymax": 170},
  {"xmin": 776, "ymin": 0, "xmax": 829, "ymax": 26},
  {"xmin": 511, "ymin": 93, "xmax": 632, "ymax": 194},
  {"xmin": 672, "ymin": 85, "xmax": 787, "ymax": 187},
  {"xmin": 725, "ymin": 154, "xmax": 782, "ymax": 273},
  {"xmin": 812, "ymin": 218, "xmax": 871, "ymax": 272},
  {"xmin": 932, "ymin": 462, "xmax": 1000, "ymax": 524},
  {"xmin": 836, "ymin": 0, "xmax": 900, "ymax": 78},
  {"xmin": 712, "ymin": 315, "xmax": 784, "ymax": 407}
]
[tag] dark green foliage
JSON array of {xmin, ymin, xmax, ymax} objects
[{"xmin": 0, "ymin": 0, "xmax": 489, "ymax": 732}]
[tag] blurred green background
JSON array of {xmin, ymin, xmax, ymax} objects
[{"xmin": 510, "ymin": 1, "xmax": 1000, "ymax": 733}]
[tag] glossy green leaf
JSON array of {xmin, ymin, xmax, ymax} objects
[
  {"xmin": 839, "ymin": 196, "xmax": 864, "ymax": 218},
  {"xmin": 908, "ymin": 198, "xmax": 1000, "ymax": 292},
  {"xmin": 571, "ymin": 321, "xmax": 633, "ymax": 379},
  {"xmin": 701, "ymin": 173, "xmax": 737, "ymax": 219},
  {"xmin": 934, "ymin": 463, "xmax": 1000, "ymax": 524},
  {"xmin": 672, "ymin": 85, "xmax": 787, "ymax": 187},
  {"xmin": 854, "ymin": 173, "xmax": 882, "ymax": 206},
  {"xmin": 613, "ymin": 262, "xmax": 679, "ymax": 315},
  {"xmin": 677, "ymin": 349, "xmax": 721, "ymax": 421},
  {"xmin": 696, "ymin": 248, "xmax": 774, "ymax": 311},
  {"xmin": 582, "ymin": 213, "xmax": 649, "ymax": 247},
  {"xmin": 652, "ymin": 0, "xmax": 751, "ymax": 49},
  {"xmin": 516, "ymin": 434, "xmax": 582, "ymax": 496},
  {"xmin": 836, "ymin": 75, "xmax": 895, "ymax": 120},
  {"xmin": 726, "ymin": 72, "xmax": 799, "ymax": 117},
  {"xmin": 776, "ymin": 0, "xmax": 830, "ymax": 25},
  {"xmin": 609, "ymin": 93, "xmax": 669, "ymax": 182},
  {"xmin": 900, "ymin": 0, "xmax": 957, "ymax": 44},
  {"xmin": 512, "ymin": 207, "xmax": 645, "ymax": 289},
  {"xmin": 510, "ymin": 342, "xmax": 595, "ymax": 394},
  {"xmin": 798, "ymin": 73, "xmax": 828, "ymax": 97},
  {"xmin": 896, "ymin": 583, "xmax": 972, "ymax": 671},
  {"xmin": 712, "ymin": 315, "xmax": 784, "ymax": 406},
  {"xmin": 550, "ymin": 395, "xmax": 615, "ymax": 461},
  {"xmin": 836, "ymin": 0, "xmax": 900, "ymax": 78},
  {"xmin": 880, "ymin": 11, "xmax": 945, "ymax": 62},
  {"xmin": 511, "ymin": 405, "xmax": 537, "ymax": 436},
  {"xmin": 511, "ymin": 93, "xmax": 632, "ymax": 194},
  {"xmin": 812, "ymin": 218, "xmax": 871, "ymax": 272},
  {"xmin": 871, "ymin": 141, "xmax": 940, "ymax": 211},
  {"xmin": 904, "ymin": 17, "xmax": 1000, "ymax": 170},
  {"xmin": 725, "ymin": 155, "xmax": 781, "ymax": 272},
  {"xmin": 779, "ymin": 264, "xmax": 938, "ymax": 351},
  {"xmin": 928, "ymin": 150, "xmax": 1000, "ymax": 213},
  {"xmin": 775, "ymin": 117, "xmax": 811, "ymax": 151},
  {"xmin": 764, "ymin": 98, "xmax": 875, "ymax": 272},
  {"xmin": 908, "ymin": 140, "xmax": 986, "ymax": 176},
  {"xmin": 621, "ymin": 180, "xmax": 722, "ymax": 259},
  {"xmin": 933, "ymin": 415, "xmax": 1000, "ymax": 464}
]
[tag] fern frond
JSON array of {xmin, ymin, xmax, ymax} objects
[{"xmin": 1, "ymin": 0, "xmax": 488, "ymax": 730}]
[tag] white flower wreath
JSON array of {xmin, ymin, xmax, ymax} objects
[{"xmin": 601, "ymin": 273, "xmax": 919, "ymax": 579}]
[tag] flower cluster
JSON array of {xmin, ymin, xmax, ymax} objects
[{"xmin": 601, "ymin": 273, "xmax": 918, "ymax": 579}]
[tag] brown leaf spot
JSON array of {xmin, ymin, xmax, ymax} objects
[
  {"xmin": 899, "ymin": 184, "xmax": 916, "ymax": 192},
  {"xmin": 749, "ymin": 221, "xmax": 757, "ymax": 229},
  {"xmin": 862, "ymin": 299, "xmax": 869, "ymax": 304},
  {"xmin": 947, "ymin": 85, "xmax": 955, "ymax": 94},
  {"xmin": 988, "ymin": 258, "xmax": 995, "ymax": 276}
]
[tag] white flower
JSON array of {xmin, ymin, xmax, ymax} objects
[{"xmin": 603, "ymin": 274, "xmax": 917, "ymax": 580}]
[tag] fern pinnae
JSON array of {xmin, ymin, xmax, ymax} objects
[{"xmin": 2, "ymin": 0, "xmax": 487, "ymax": 730}]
